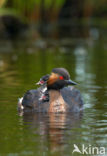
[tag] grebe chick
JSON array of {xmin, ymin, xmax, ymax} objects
[{"xmin": 18, "ymin": 74, "xmax": 49, "ymax": 111}]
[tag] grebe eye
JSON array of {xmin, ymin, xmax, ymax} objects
[{"xmin": 59, "ymin": 76, "xmax": 64, "ymax": 80}]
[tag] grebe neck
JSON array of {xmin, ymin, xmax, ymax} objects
[{"xmin": 49, "ymin": 90, "xmax": 67, "ymax": 113}]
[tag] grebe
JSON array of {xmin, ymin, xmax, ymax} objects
[{"xmin": 18, "ymin": 68, "xmax": 83, "ymax": 113}]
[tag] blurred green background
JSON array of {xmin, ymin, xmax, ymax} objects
[{"xmin": 0, "ymin": 0, "xmax": 106, "ymax": 39}]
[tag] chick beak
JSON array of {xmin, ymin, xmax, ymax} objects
[
  {"xmin": 36, "ymin": 80, "xmax": 44, "ymax": 85},
  {"xmin": 36, "ymin": 81, "xmax": 40, "ymax": 85},
  {"xmin": 65, "ymin": 79, "xmax": 77, "ymax": 85}
]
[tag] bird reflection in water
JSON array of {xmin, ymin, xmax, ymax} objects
[{"xmin": 20, "ymin": 112, "xmax": 83, "ymax": 153}]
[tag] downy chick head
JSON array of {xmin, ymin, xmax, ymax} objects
[{"xmin": 36, "ymin": 74, "xmax": 50, "ymax": 86}]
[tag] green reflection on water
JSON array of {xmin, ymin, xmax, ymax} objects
[{"xmin": 0, "ymin": 38, "xmax": 107, "ymax": 156}]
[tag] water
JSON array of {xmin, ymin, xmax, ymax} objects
[{"xmin": 0, "ymin": 37, "xmax": 107, "ymax": 156}]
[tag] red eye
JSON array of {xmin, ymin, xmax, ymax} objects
[{"xmin": 59, "ymin": 76, "xmax": 64, "ymax": 80}]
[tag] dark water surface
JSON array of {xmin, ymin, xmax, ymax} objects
[{"xmin": 0, "ymin": 37, "xmax": 107, "ymax": 156}]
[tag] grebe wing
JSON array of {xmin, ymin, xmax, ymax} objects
[
  {"xmin": 61, "ymin": 86, "xmax": 83, "ymax": 112},
  {"xmin": 22, "ymin": 88, "xmax": 40, "ymax": 109}
]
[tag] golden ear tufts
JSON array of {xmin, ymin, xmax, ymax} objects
[{"xmin": 47, "ymin": 73, "xmax": 59, "ymax": 85}]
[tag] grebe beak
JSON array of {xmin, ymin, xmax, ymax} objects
[{"xmin": 65, "ymin": 79, "xmax": 77, "ymax": 85}]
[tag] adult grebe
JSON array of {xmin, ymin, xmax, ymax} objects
[{"xmin": 18, "ymin": 68, "xmax": 83, "ymax": 113}]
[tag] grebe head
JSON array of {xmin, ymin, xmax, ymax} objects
[
  {"xmin": 36, "ymin": 74, "xmax": 50, "ymax": 85},
  {"xmin": 47, "ymin": 68, "xmax": 77, "ymax": 90}
]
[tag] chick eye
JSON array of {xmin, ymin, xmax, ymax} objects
[{"xmin": 59, "ymin": 76, "xmax": 64, "ymax": 80}]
